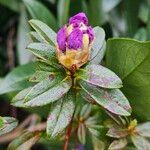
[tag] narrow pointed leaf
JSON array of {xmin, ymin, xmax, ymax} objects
[
  {"xmin": 131, "ymin": 135, "xmax": 150, "ymax": 150},
  {"xmin": 47, "ymin": 91, "xmax": 75, "ymax": 137},
  {"xmin": 80, "ymin": 104, "xmax": 92, "ymax": 119},
  {"xmin": 80, "ymin": 81, "xmax": 131, "ymax": 116},
  {"xmin": 106, "ymin": 125, "xmax": 128, "ymax": 138},
  {"xmin": 7, "ymin": 132, "xmax": 40, "ymax": 150},
  {"xmin": 0, "ymin": 63, "xmax": 36, "ymax": 95},
  {"xmin": 90, "ymin": 27, "xmax": 105, "ymax": 61},
  {"xmin": 24, "ymin": 77, "xmax": 72, "ymax": 107},
  {"xmin": 77, "ymin": 64, "xmax": 122, "ymax": 89},
  {"xmin": 108, "ymin": 138, "xmax": 127, "ymax": 150},
  {"xmin": 26, "ymin": 42, "xmax": 56, "ymax": 61},
  {"xmin": 0, "ymin": 117, "xmax": 18, "ymax": 136},
  {"xmin": 78, "ymin": 123, "xmax": 86, "ymax": 144},
  {"xmin": 29, "ymin": 19, "xmax": 57, "ymax": 45},
  {"xmin": 136, "ymin": 122, "xmax": 150, "ymax": 138}
]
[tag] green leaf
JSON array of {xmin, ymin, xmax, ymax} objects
[
  {"xmin": 0, "ymin": 117, "xmax": 5, "ymax": 129},
  {"xmin": 108, "ymin": 138, "xmax": 127, "ymax": 150},
  {"xmin": 106, "ymin": 38, "xmax": 150, "ymax": 121},
  {"xmin": 0, "ymin": 117, "xmax": 18, "ymax": 136},
  {"xmin": 24, "ymin": 73, "xmax": 64, "ymax": 102},
  {"xmin": 23, "ymin": 0, "xmax": 57, "ymax": 29},
  {"xmin": 92, "ymin": 136, "xmax": 105, "ymax": 150},
  {"xmin": 136, "ymin": 122, "xmax": 150, "ymax": 138},
  {"xmin": 90, "ymin": 27, "xmax": 105, "ymax": 61},
  {"xmin": 106, "ymin": 125, "xmax": 128, "ymax": 138},
  {"xmin": 29, "ymin": 31, "xmax": 45, "ymax": 43},
  {"xmin": 57, "ymin": 0, "xmax": 70, "ymax": 26},
  {"xmin": 0, "ymin": 63, "xmax": 36, "ymax": 95},
  {"xmin": 77, "ymin": 64, "xmax": 122, "ymax": 89},
  {"xmin": 26, "ymin": 42, "xmax": 56, "ymax": 62},
  {"xmin": 29, "ymin": 19, "xmax": 57, "ymax": 45},
  {"xmin": 47, "ymin": 91, "xmax": 75, "ymax": 137},
  {"xmin": 17, "ymin": 5, "xmax": 32, "ymax": 64},
  {"xmin": 24, "ymin": 77, "xmax": 72, "ymax": 107},
  {"xmin": 78, "ymin": 123, "xmax": 86, "ymax": 145},
  {"xmin": 7, "ymin": 132, "xmax": 40, "ymax": 150},
  {"xmin": 80, "ymin": 81, "xmax": 131, "ymax": 116},
  {"xmin": 0, "ymin": 0, "xmax": 20, "ymax": 12},
  {"xmin": 80, "ymin": 104, "xmax": 92, "ymax": 119},
  {"xmin": 131, "ymin": 135, "xmax": 150, "ymax": 150},
  {"xmin": 134, "ymin": 28, "xmax": 147, "ymax": 41},
  {"xmin": 29, "ymin": 71, "xmax": 55, "ymax": 82}
]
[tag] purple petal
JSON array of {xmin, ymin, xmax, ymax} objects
[
  {"xmin": 69, "ymin": 12, "xmax": 88, "ymax": 25},
  {"xmin": 67, "ymin": 28, "xmax": 83, "ymax": 50},
  {"xmin": 57, "ymin": 26, "xmax": 67, "ymax": 52},
  {"xmin": 87, "ymin": 26, "xmax": 94, "ymax": 43}
]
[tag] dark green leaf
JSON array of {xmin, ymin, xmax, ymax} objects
[
  {"xmin": 57, "ymin": 0, "xmax": 70, "ymax": 26},
  {"xmin": 7, "ymin": 132, "xmax": 40, "ymax": 150},
  {"xmin": 23, "ymin": 0, "xmax": 57, "ymax": 29},
  {"xmin": 90, "ymin": 27, "xmax": 105, "ymax": 61},
  {"xmin": 0, "ymin": 117, "xmax": 18, "ymax": 136},
  {"xmin": 24, "ymin": 76, "xmax": 72, "ymax": 107},
  {"xmin": 80, "ymin": 81, "xmax": 131, "ymax": 116},
  {"xmin": 106, "ymin": 38, "xmax": 150, "ymax": 121},
  {"xmin": 108, "ymin": 138, "xmax": 127, "ymax": 150},
  {"xmin": 29, "ymin": 19, "xmax": 57, "ymax": 45},
  {"xmin": 47, "ymin": 91, "xmax": 75, "ymax": 137},
  {"xmin": 77, "ymin": 64, "xmax": 122, "ymax": 89},
  {"xmin": 0, "ymin": 63, "xmax": 36, "ymax": 95}
]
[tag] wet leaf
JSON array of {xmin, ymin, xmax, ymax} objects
[
  {"xmin": 47, "ymin": 91, "xmax": 75, "ymax": 137},
  {"xmin": 80, "ymin": 81, "xmax": 131, "ymax": 116},
  {"xmin": 29, "ymin": 19, "xmax": 57, "ymax": 45},
  {"xmin": 78, "ymin": 64, "xmax": 122, "ymax": 89},
  {"xmin": 24, "ymin": 77, "xmax": 72, "ymax": 107},
  {"xmin": 0, "ymin": 63, "xmax": 36, "ymax": 95}
]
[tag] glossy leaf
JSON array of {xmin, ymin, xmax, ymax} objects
[
  {"xmin": 106, "ymin": 125, "xmax": 128, "ymax": 138},
  {"xmin": 47, "ymin": 91, "xmax": 75, "ymax": 137},
  {"xmin": 0, "ymin": 117, "xmax": 18, "ymax": 136},
  {"xmin": 26, "ymin": 42, "xmax": 56, "ymax": 61},
  {"xmin": 24, "ymin": 77, "xmax": 72, "ymax": 107},
  {"xmin": 80, "ymin": 81, "xmax": 131, "ymax": 116},
  {"xmin": 7, "ymin": 132, "xmax": 40, "ymax": 150},
  {"xmin": 29, "ymin": 19, "xmax": 57, "ymax": 45},
  {"xmin": 0, "ymin": 63, "xmax": 36, "ymax": 95},
  {"xmin": 106, "ymin": 38, "xmax": 150, "ymax": 121},
  {"xmin": 108, "ymin": 138, "xmax": 127, "ymax": 150},
  {"xmin": 131, "ymin": 135, "xmax": 150, "ymax": 150},
  {"xmin": 77, "ymin": 64, "xmax": 123, "ymax": 89},
  {"xmin": 23, "ymin": 0, "xmax": 57, "ymax": 29},
  {"xmin": 90, "ymin": 27, "xmax": 105, "ymax": 61},
  {"xmin": 57, "ymin": 0, "xmax": 70, "ymax": 26},
  {"xmin": 136, "ymin": 122, "xmax": 150, "ymax": 138}
]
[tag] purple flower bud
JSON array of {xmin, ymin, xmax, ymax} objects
[
  {"xmin": 87, "ymin": 26, "xmax": 94, "ymax": 43},
  {"xmin": 57, "ymin": 26, "xmax": 67, "ymax": 52},
  {"xmin": 69, "ymin": 12, "xmax": 88, "ymax": 25},
  {"xmin": 67, "ymin": 28, "xmax": 83, "ymax": 50}
]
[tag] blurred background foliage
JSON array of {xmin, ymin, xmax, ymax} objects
[{"xmin": 0, "ymin": 0, "xmax": 150, "ymax": 149}]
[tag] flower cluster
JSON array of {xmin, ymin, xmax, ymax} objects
[{"xmin": 56, "ymin": 13, "xmax": 94, "ymax": 70}]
